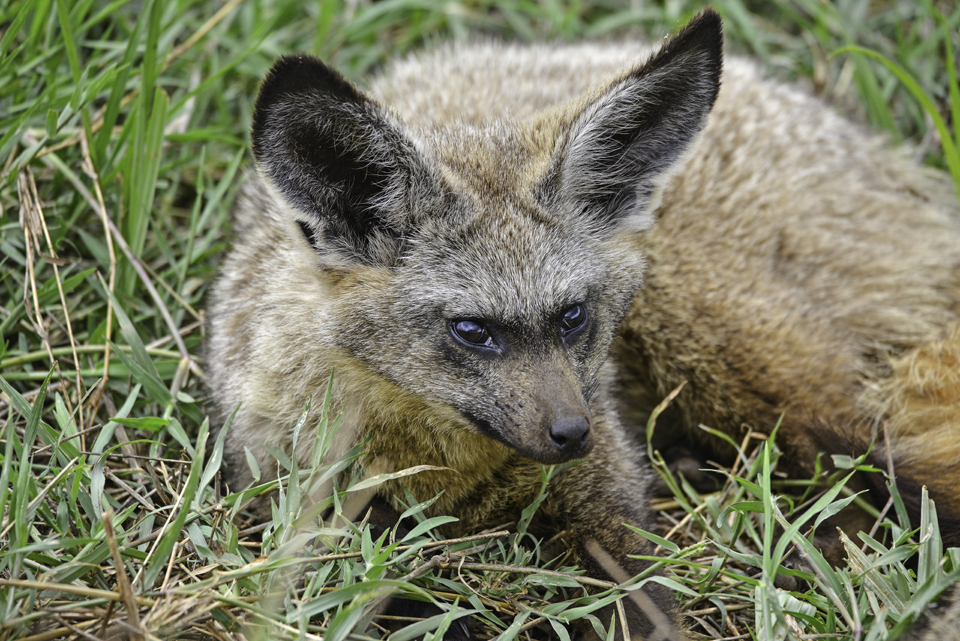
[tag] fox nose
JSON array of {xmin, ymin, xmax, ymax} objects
[{"xmin": 549, "ymin": 416, "xmax": 591, "ymax": 453}]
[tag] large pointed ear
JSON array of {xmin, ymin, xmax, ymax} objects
[
  {"xmin": 251, "ymin": 55, "xmax": 440, "ymax": 266},
  {"xmin": 546, "ymin": 9, "xmax": 723, "ymax": 234}
]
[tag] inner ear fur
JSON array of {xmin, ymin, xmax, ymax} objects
[
  {"xmin": 549, "ymin": 9, "xmax": 723, "ymax": 234},
  {"xmin": 251, "ymin": 55, "xmax": 438, "ymax": 266}
]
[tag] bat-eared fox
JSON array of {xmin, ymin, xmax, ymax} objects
[{"xmin": 206, "ymin": 8, "xmax": 960, "ymax": 639}]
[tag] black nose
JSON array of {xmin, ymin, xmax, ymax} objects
[{"xmin": 549, "ymin": 416, "xmax": 591, "ymax": 451}]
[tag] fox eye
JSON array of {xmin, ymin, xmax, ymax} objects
[
  {"xmin": 451, "ymin": 320, "xmax": 495, "ymax": 348},
  {"xmin": 560, "ymin": 304, "xmax": 587, "ymax": 335}
]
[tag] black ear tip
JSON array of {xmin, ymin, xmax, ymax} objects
[
  {"xmin": 254, "ymin": 54, "xmax": 362, "ymax": 115},
  {"xmin": 258, "ymin": 55, "xmax": 323, "ymax": 105},
  {"xmin": 251, "ymin": 53, "xmax": 367, "ymax": 162},
  {"xmin": 654, "ymin": 7, "xmax": 723, "ymax": 89},
  {"xmin": 681, "ymin": 7, "xmax": 724, "ymax": 58},
  {"xmin": 686, "ymin": 7, "xmax": 723, "ymax": 36},
  {"xmin": 266, "ymin": 53, "xmax": 327, "ymax": 76}
]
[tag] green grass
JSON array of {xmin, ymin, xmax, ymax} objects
[{"xmin": 1, "ymin": 1, "xmax": 959, "ymax": 639}]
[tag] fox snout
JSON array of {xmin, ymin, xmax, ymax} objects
[
  {"xmin": 546, "ymin": 412, "xmax": 592, "ymax": 458},
  {"xmin": 521, "ymin": 368, "xmax": 595, "ymax": 463}
]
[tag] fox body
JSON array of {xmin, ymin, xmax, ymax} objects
[
  {"xmin": 208, "ymin": 11, "xmax": 725, "ymax": 637},
  {"xmin": 612, "ymin": 53, "xmax": 960, "ymax": 536},
  {"xmin": 206, "ymin": 8, "xmax": 960, "ymax": 638}
]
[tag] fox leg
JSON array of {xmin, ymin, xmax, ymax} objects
[{"xmin": 548, "ymin": 419, "xmax": 685, "ymax": 641}]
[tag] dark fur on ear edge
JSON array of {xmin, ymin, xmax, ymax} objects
[
  {"xmin": 251, "ymin": 55, "xmax": 439, "ymax": 266},
  {"xmin": 549, "ymin": 8, "xmax": 723, "ymax": 235}
]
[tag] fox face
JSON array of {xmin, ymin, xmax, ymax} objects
[
  {"xmin": 329, "ymin": 173, "xmax": 642, "ymax": 464},
  {"xmin": 247, "ymin": 13, "xmax": 722, "ymax": 465}
]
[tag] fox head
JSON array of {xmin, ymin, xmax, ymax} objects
[{"xmin": 249, "ymin": 11, "xmax": 722, "ymax": 465}]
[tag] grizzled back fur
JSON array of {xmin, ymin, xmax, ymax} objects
[{"xmin": 609, "ymin": 49, "xmax": 960, "ymax": 542}]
